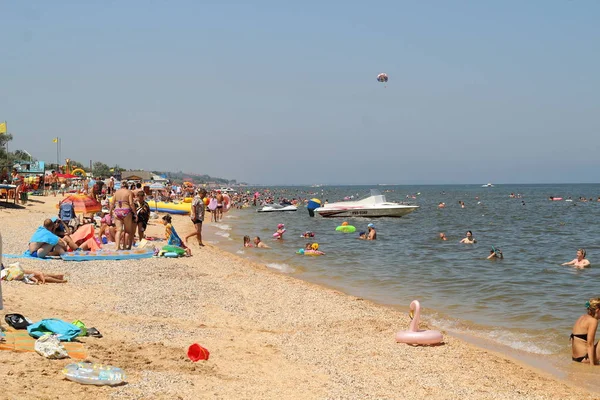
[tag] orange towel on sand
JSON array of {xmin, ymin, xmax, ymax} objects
[
  {"xmin": 0, "ymin": 329, "xmax": 87, "ymax": 359},
  {"xmin": 69, "ymin": 224, "xmax": 100, "ymax": 251}
]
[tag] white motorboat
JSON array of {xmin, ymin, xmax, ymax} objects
[
  {"xmin": 314, "ymin": 190, "xmax": 418, "ymax": 218},
  {"xmin": 481, "ymin": 183, "xmax": 494, "ymax": 188},
  {"xmin": 257, "ymin": 204, "xmax": 298, "ymax": 213}
]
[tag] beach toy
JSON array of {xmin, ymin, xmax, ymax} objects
[
  {"xmin": 62, "ymin": 362, "xmax": 126, "ymax": 385},
  {"xmin": 162, "ymin": 245, "xmax": 186, "ymax": 256},
  {"xmin": 395, "ymin": 300, "xmax": 443, "ymax": 345},
  {"xmin": 303, "ymin": 249, "xmax": 325, "ymax": 256},
  {"xmin": 336, "ymin": 225, "xmax": 356, "ymax": 233},
  {"xmin": 164, "ymin": 252, "xmax": 179, "ymax": 258},
  {"xmin": 187, "ymin": 343, "xmax": 210, "ymax": 361},
  {"xmin": 147, "ymin": 200, "xmax": 191, "ymax": 215},
  {"xmin": 203, "ymin": 197, "xmax": 209, "ymax": 205},
  {"xmin": 307, "ymin": 198, "xmax": 321, "ymax": 217},
  {"xmin": 296, "ymin": 248, "xmax": 305, "ymax": 255},
  {"xmin": 311, "ymin": 243, "xmax": 319, "ymax": 250}
]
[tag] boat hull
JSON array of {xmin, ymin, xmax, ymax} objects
[
  {"xmin": 315, "ymin": 206, "xmax": 418, "ymax": 218},
  {"xmin": 257, "ymin": 206, "xmax": 298, "ymax": 213}
]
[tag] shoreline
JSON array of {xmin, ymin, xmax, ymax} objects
[{"xmin": 0, "ymin": 198, "xmax": 598, "ymax": 399}]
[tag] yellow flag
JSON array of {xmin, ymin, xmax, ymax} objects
[
  {"xmin": 52, "ymin": 137, "xmax": 58, "ymax": 143},
  {"xmin": 0, "ymin": 122, "xmax": 6, "ymax": 134}
]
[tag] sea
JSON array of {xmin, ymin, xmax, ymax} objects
[{"xmin": 203, "ymin": 184, "xmax": 600, "ymax": 372}]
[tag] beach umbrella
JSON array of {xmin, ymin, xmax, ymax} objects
[{"xmin": 60, "ymin": 194, "xmax": 102, "ymax": 214}]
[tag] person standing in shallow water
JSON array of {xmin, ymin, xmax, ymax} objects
[
  {"xmin": 460, "ymin": 231, "xmax": 476, "ymax": 244},
  {"xmin": 562, "ymin": 249, "xmax": 591, "ymax": 269},
  {"xmin": 571, "ymin": 298, "xmax": 600, "ymax": 364}
]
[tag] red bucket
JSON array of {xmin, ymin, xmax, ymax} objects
[{"xmin": 187, "ymin": 343, "xmax": 210, "ymax": 362}]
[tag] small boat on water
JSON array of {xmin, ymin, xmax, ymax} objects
[
  {"xmin": 482, "ymin": 183, "xmax": 494, "ymax": 188},
  {"xmin": 314, "ymin": 189, "xmax": 418, "ymax": 218},
  {"xmin": 257, "ymin": 204, "xmax": 298, "ymax": 213}
]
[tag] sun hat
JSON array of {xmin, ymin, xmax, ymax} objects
[
  {"xmin": 51, "ymin": 216, "xmax": 59, "ymax": 222},
  {"xmin": 368, "ymin": 223, "xmax": 375, "ymax": 228},
  {"xmin": 277, "ymin": 224, "xmax": 284, "ymax": 229}
]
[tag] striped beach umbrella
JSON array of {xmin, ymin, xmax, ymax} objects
[{"xmin": 59, "ymin": 194, "xmax": 102, "ymax": 214}]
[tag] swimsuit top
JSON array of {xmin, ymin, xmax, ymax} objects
[{"xmin": 570, "ymin": 333, "xmax": 588, "ymax": 342}]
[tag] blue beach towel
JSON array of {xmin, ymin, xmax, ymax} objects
[
  {"xmin": 27, "ymin": 319, "xmax": 81, "ymax": 341},
  {"xmin": 29, "ymin": 226, "xmax": 59, "ymax": 246},
  {"xmin": 168, "ymin": 226, "xmax": 184, "ymax": 247}
]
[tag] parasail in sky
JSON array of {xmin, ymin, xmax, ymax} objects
[{"xmin": 376, "ymin": 73, "xmax": 388, "ymax": 83}]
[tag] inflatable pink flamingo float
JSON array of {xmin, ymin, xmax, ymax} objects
[{"xmin": 395, "ymin": 300, "xmax": 443, "ymax": 345}]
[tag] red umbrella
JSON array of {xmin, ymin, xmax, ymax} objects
[{"xmin": 58, "ymin": 194, "xmax": 102, "ymax": 214}]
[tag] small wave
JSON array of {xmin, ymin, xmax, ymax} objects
[
  {"xmin": 236, "ymin": 250, "xmax": 245, "ymax": 254},
  {"xmin": 430, "ymin": 317, "xmax": 557, "ymax": 355},
  {"xmin": 215, "ymin": 231, "xmax": 230, "ymax": 238},
  {"xmin": 266, "ymin": 263, "xmax": 295, "ymax": 273},
  {"xmin": 214, "ymin": 223, "xmax": 232, "ymax": 230},
  {"xmin": 488, "ymin": 330, "xmax": 555, "ymax": 355}
]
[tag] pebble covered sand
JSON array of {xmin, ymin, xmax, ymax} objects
[{"xmin": 0, "ymin": 198, "xmax": 598, "ymax": 399}]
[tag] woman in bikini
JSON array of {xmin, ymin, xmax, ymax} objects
[
  {"xmin": 571, "ymin": 298, "xmax": 600, "ymax": 364},
  {"xmin": 110, "ymin": 185, "xmax": 136, "ymax": 250}
]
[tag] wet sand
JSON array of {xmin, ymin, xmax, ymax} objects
[{"xmin": 0, "ymin": 197, "xmax": 598, "ymax": 399}]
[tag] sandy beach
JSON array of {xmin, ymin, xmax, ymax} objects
[{"xmin": 0, "ymin": 197, "xmax": 598, "ymax": 400}]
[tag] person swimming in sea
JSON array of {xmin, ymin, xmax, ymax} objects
[
  {"xmin": 571, "ymin": 298, "xmax": 600, "ymax": 364},
  {"xmin": 439, "ymin": 232, "xmax": 447, "ymax": 241},
  {"xmin": 243, "ymin": 235, "xmax": 253, "ymax": 247},
  {"xmin": 459, "ymin": 230, "xmax": 476, "ymax": 244},
  {"xmin": 487, "ymin": 246, "xmax": 503, "ymax": 259},
  {"xmin": 562, "ymin": 249, "xmax": 591, "ymax": 269}
]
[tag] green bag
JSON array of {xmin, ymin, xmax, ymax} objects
[{"xmin": 72, "ymin": 320, "xmax": 87, "ymax": 337}]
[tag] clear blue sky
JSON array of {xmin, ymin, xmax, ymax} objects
[{"xmin": 1, "ymin": 1, "xmax": 598, "ymax": 184}]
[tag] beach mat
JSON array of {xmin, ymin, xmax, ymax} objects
[
  {"xmin": 0, "ymin": 329, "xmax": 87, "ymax": 359},
  {"xmin": 2, "ymin": 253, "xmax": 56, "ymax": 260},
  {"xmin": 60, "ymin": 248, "xmax": 155, "ymax": 261}
]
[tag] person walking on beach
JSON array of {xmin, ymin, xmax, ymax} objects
[
  {"xmin": 562, "ymin": 249, "xmax": 591, "ymax": 269},
  {"xmin": 460, "ymin": 231, "xmax": 477, "ymax": 244},
  {"xmin": 571, "ymin": 298, "xmax": 600, "ymax": 364},
  {"xmin": 185, "ymin": 188, "xmax": 206, "ymax": 247}
]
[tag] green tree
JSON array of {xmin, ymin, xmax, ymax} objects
[{"xmin": 92, "ymin": 161, "xmax": 111, "ymax": 178}]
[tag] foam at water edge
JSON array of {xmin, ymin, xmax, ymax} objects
[
  {"xmin": 430, "ymin": 316, "xmax": 558, "ymax": 355},
  {"xmin": 236, "ymin": 250, "xmax": 245, "ymax": 254},
  {"xmin": 214, "ymin": 223, "xmax": 232, "ymax": 230},
  {"xmin": 266, "ymin": 263, "xmax": 295, "ymax": 273},
  {"xmin": 215, "ymin": 231, "xmax": 230, "ymax": 238}
]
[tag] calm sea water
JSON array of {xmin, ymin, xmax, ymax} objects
[{"xmin": 206, "ymin": 184, "xmax": 600, "ymax": 358}]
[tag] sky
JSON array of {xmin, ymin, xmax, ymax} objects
[{"xmin": 0, "ymin": 0, "xmax": 598, "ymax": 185}]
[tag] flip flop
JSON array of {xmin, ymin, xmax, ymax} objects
[
  {"xmin": 86, "ymin": 327, "xmax": 103, "ymax": 338},
  {"xmin": 4, "ymin": 313, "xmax": 32, "ymax": 330}
]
